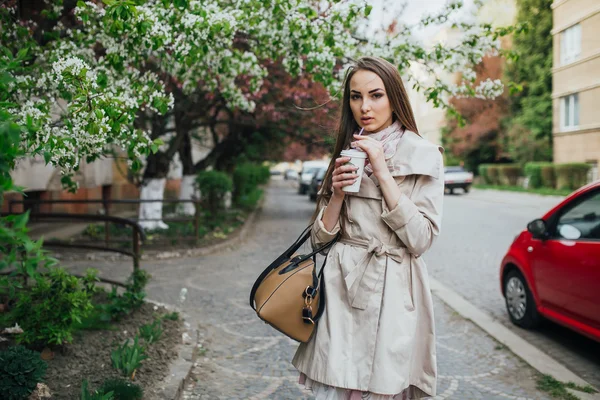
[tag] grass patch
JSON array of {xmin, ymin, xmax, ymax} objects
[
  {"xmin": 81, "ymin": 209, "xmax": 247, "ymax": 246},
  {"xmin": 537, "ymin": 374, "xmax": 598, "ymax": 399},
  {"xmin": 473, "ymin": 184, "xmax": 572, "ymax": 196},
  {"xmin": 161, "ymin": 312, "xmax": 179, "ymax": 321}
]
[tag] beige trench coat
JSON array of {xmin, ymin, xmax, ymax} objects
[{"xmin": 292, "ymin": 130, "xmax": 444, "ymax": 398}]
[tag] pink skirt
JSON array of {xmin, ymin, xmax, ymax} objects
[{"xmin": 299, "ymin": 373, "xmax": 408, "ymax": 400}]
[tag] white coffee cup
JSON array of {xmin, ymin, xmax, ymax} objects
[{"xmin": 340, "ymin": 149, "xmax": 368, "ymax": 193}]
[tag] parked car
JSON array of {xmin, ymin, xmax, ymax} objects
[
  {"xmin": 284, "ymin": 169, "xmax": 299, "ymax": 180},
  {"xmin": 298, "ymin": 160, "xmax": 329, "ymax": 195},
  {"xmin": 499, "ymin": 180, "xmax": 600, "ymax": 342},
  {"xmin": 308, "ymin": 167, "xmax": 327, "ymax": 202},
  {"xmin": 444, "ymin": 166, "xmax": 473, "ymax": 194}
]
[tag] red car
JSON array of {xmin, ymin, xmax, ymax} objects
[{"xmin": 500, "ymin": 180, "xmax": 600, "ymax": 342}]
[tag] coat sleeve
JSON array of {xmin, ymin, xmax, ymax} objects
[
  {"xmin": 380, "ymin": 158, "xmax": 444, "ymax": 257},
  {"xmin": 310, "ymin": 203, "xmax": 341, "ymax": 255}
]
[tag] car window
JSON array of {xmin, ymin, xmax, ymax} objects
[
  {"xmin": 445, "ymin": 166, "xmax": 465, "ymax": 173},
  {"xmin": 316, "ymin": 168, "xmax": 327, "ymax": 179},
  {"xmin": 556, "ymin": 191, "xmax": 600, "ymax": 240}
]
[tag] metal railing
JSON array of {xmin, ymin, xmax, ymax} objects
[
  {"xmin": 3, "ymin": 198, "xmax": 203, "ymax": 286},
  {"xmin": 8, "ymin": 197, "xmax": 205, "ymax": 242}
]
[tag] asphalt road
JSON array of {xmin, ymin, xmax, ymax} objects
[{"xmin": 427, "ymin": 188, "xmax": 600, "ymax": 389}]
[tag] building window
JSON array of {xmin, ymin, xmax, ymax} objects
[
  {"xmin": 560, "ymin": 24, "xmax": 581, "ymax": 65},
  {"xmin": 560, "ymin": 93, "xmax": 579, "ymax": 130}
]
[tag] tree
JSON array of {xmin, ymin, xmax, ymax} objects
[
  {"xmin": 3, "ymin": 0, "xmax": 524, "ymax": 225},
  {"xmin": 504, "ymin": 0, "xmax": 553, "ymax": 163},
  {"xmin": 196, "ymin": 59, "xmax": 339, "ymax": 171},
  {"xmin": 442, "ymin": 55, "xmax": 510, "ymax": 172}
]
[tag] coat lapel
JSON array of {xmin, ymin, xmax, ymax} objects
[
  {"xmin": 350, "ymin": 173, "xmax": 382, "ymax": 200},
  {"xmin": 389, "ymin": 130, "xmax": 444, "ymax": 179}
]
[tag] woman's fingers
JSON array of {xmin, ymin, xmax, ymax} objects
[
  {"xmin": 336, "ymin": 156, "xmax": 351, "ymax": 163},
  {"xmin": 332, "ymin": 172, "xmax": 359, "ymax": 182},
  {"xmin": 332, "ymin": 178, "xmax": 357, "ymax": 188},
  {"xmin": 335, "ymin": 164, "xmax": 358, "ymax": 174}
]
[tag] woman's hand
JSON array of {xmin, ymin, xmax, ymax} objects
[
  {"xmin": 351, "ymin": 134, "xmax": 390, "ymax": 179},
  {"xmin": 331, "ymin": 156, "xmax": 359, "ymax": 198}
]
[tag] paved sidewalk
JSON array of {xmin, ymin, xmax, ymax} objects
[
  {"xmin": 182, "ymin": 295, "xmax": 550, "ymax": 400},
  {"xmin": 56, "ymin": 180, "xmax": 556, "ymax": 399}
]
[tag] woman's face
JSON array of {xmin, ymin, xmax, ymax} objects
[{"xmin": 349, "ymin": 69, "xmax": 394, "ymax": 134}]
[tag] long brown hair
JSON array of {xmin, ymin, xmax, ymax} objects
[{"xmin": 311, "ymin": 56, "xmax": 419, "ymax": 226}]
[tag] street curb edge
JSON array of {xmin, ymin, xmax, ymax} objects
[
  {"xmin": 429, "ymin": 277, "xmax": 599, "ymax": 394},
  {"xmin": 145, "ymin": 299, "xmax": 199, "ymax": 400}
]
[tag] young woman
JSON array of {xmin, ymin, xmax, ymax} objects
[{"xmin": 293, "ymin": 57, "xmax": 444, "ymax": 400}]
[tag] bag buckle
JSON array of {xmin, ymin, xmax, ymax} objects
[
  {"xmin": 302, "ymin": 306, "xmax": 314, "ymax": 324},
  {"xmin": 303, "ymin": 286, "xmax": 317, "ymax": 299},
  {"xmin": 302, "ymin": 285, "xmax": 316, "ymax": 324}
]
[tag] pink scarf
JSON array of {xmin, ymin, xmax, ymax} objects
[{"xmin": 359, "ymin": 121, "xmax": 405, "ymax": 176}]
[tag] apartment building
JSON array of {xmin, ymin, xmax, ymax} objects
[{"xmin": 552, "ymin": 0, "xmax": 600, "ymax": 181}]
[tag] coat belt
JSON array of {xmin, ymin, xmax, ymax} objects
[{"xmin": 338, "ymin": 237, "xmax": 406, "ymax": 310}]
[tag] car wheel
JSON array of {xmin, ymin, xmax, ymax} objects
[
  {"xmin": 463, "ymin": 185, "xmax": 470, "ymax": 193},
  {"xmin": 504, "ymin": 269, "xmax": 541, "ymax": 329},
  {"xmin": 309, "ymin": 193, "xmax": 317, "ymax": 202},
  {"xmin": 298, "ymin": 185, "xmax": 306, "ymax": 195},
  {"xmin": 449, "ymin": 188, "xmax": 454, "ymax": 194}
]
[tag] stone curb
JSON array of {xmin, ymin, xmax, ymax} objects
[
  {"xmin": 429, "ymin": 277, "xmax": 600, "ymax": 397},
  {"xmin": 145, "ymin": 299, "xmax": 199, "ymax": 400},
  {"xmin": 140, "ymin": 193, "xmax": 266, "ymax": 400}
]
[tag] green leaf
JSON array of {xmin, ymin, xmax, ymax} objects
[
  {"xmin": 12, "ymin": 211, "xmax": 30, "ymax": 230},
  {"xmin": 131, "ymin": 159, "xmax": 141, "ymax": 172},
  {"xmin": 364, "ymin": 5, "xmax": 373, "ymax": 17}
]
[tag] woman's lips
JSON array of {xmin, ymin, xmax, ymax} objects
[{"xmin": 361, "ymin": 117, "xmax": 373, "ymax": 124}]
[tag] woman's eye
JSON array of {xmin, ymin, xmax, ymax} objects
[
  {"xmin": 373, "ymin": 93, "xmax": 383, "ymax": 99},
  {"xmin": 351, "ymin": 95, "xmax": 361, "ymax": 100}
]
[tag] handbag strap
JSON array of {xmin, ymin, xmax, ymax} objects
[
  {"xmin": 249, "ymin": 225, "xmax": 338, "ymax": 311},
  {"xmin": 311, "ymin": 254, "xmax": 328, "ymax": 321}
]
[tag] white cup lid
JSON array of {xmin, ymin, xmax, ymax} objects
[{"xmin": 340, "ymin": 149, "xmax": 367, "ymax": 158}]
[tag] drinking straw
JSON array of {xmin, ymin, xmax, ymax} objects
[{"xmin": 358, "ymin": 127, "xmax": 364, "ymax": 136}]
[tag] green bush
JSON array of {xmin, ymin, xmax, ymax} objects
[
  {"xmin": 478, "ymin": 164, "xmax": 491, "ymax": 183},
  {"xmin": 196, "ymin": 170, "xmax": 233, "ymax": 214},
  {"xmin": 101, "ymin": 270, "xmax": 151, "ymax": 321},
  {"xmin": 524, "ymin": 162, "xmax": 554, "ymax": 188},
  {"xmin": 99, "ymin": 378, "xmax": 143, "ymax": 400},
  {"xmin": 0, "ymin": 210, "xmax": 58, "ymax": 299},
  {"xmin": 232, "ymin": 163, "xmax": 269, "ymax": 205},
  {"xmin": 444, "ymin": 153, "xmax": 462, "ymax": 167},
  {"xmin": 237, "ymin": 188, "xmax": 263, "ymax": 210},
  {"xmin": 487, "ymin": 165, "xmax": 500, "ymax": 185},
  {"xmin": 257, "ymin": 164, "xmax": 270, "ymax": 184},
  {"xmin": 9, "ymin": 268, "xmax": 93, "ymax": 346},
  {"xmin": 0, "ymin": 346, "xmax": 48, "ymax": 400},
  {"xmin": 540, "ymin": 164, "xmax": 556, "ymax": 188},
  {"xmin": 498, "ymin": 164, "xmax": 522, "ymax": 186},
  {"xmin": 554, "ymin": 163, "xmax": 591, "ymax": 190}
]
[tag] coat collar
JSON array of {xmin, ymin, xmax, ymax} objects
[
  {"xmin": 388, "ymin": 130, "xmax": 443, "ymax": 179},
  {"xmin": 350, "ymin": 131, "xmax": 444, "ymax": 200}
]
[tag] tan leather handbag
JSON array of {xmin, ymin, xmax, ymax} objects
[{"xmin": 249, "ymin": 226, "xmax": 338, "ymax": 342}]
